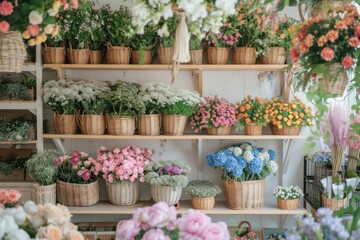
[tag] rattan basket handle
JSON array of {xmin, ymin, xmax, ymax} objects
[{"xmin": 237, "ymin": 221, "xmax": 252, "ymax": 232}]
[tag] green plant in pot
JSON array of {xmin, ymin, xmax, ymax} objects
[
  {"xmin": 22, "ymin": 74, "xmax": 36, "ymax": 101},
  {"xmin": 185, "ymin": 180, "xmax": 221, "ymax": 210},
  {"xmin": 189, "ymin": 35, "xmax": 203, "ymax": 65},
  {"xmin": 6, "ymin": 82, "xmax": 31, "ymax": 101},
  {"xmin": 26, "ymin": 150, "xmax": 59, "ymax": 205},
  {"xmin": 43, "ymin": 34, "xmax": 66, "ymax": 64},
  {"xmin": 131, "ymin": 23, "xmax": 157, "ymax": 64},
  {"xmin": 88, "ymin": 7, "xmax": 106, "ymax": 64},
  {"xmin": 0, "ymin": 153, "xmax": 28, "ymax": 181},
  {"xmin": 157, "ymin": 15, "xmax": 178, "ymax": 64},
  {"xmin": 0, "ymin": 117, "xmax": 33, "ymax": 142}
]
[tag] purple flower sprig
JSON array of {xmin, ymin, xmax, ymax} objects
[{"xmin": 158, "ymin": 165, "xmax": 184, "ymax": 176}]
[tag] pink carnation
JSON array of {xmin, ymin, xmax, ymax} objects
[
  {"xmin": 27, "ymin": 24, "xmax": 40, "ymax": 37},
  {"xmin": 5, "ymin": 189, "xmax": 21, "ymax": 204},
  {"xmin": 0, "ymin": 20, "xmax": 10, "ymax": 33},
  {"xmin": 0, "ymin": 1, "xmax": 13, "ymax": 16}
]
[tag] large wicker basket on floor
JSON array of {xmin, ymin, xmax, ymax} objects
[
  {"xmin": 0, "ymin": 31, "xmax": 27, "ymax": 72},
  {"xmin": 57, "ymin": 179, "xmax": 99, "ymax": 207}
]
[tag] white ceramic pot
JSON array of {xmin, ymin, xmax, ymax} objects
[
  {"xmin": 106, "ymin": 181, "xmax": 139, "ymax": 206},
  {"xmin": 151, "ymin": 185, "xmax": 182, "ymax": 205}
]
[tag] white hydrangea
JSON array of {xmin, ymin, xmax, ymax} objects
[
  {"xmin": 266, "ymin": 161, "xmax": 278, "ymax": 174},
  {"xmin": 243, "ymin": 150, "xmax": 254, "ymax": 163},
  {"xmin": 258, "ymin": 152, "xmax": 270, "ymax": 162},
  {"xmin": 232, "ymin": 147, "xmax": 242, "ymax": 157},
  {"xmin": 240, "ymin": 143, "xmax": 252, "ymax": 151}
]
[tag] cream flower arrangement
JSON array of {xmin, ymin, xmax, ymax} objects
[
  {"xmin": 138, "ymin": 82, "xmax": 175, "ymax": 114},
  {"xmin": 162, "ymin": 89, "xmax": 204, "ymax": 116}
]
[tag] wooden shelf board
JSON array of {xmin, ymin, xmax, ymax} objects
[
  {"xmin": 0, "ymin": 140, "xmax": 37, "ymax": 145},
  {"xmin": 42, "ymin": 134, "xmax": 307, "ymax": 140},
  {"xmin": 43, "ymin": 64, "xmax": 288, "ymax": 71},
  {"xmin": 0, "ymin": 101, "xmax": 36, "ymax": 110},
  {"xmin": 67, "ymin": 200, "xmax": 307, "ymax": 215}
]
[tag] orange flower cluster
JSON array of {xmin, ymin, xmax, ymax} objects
[{"xmin": 236, "ymin": 96, "xmax": 269, "ymax": 127}]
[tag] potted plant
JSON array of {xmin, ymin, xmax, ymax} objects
[
  {"xmin": 6, "ymin": 82, "xmax": 31, "ymax": 101},
  {"xmin": 131, "ymin": 23, "xmax": 157, "ymax": 64},
  {"xmin": 22, "ymin": 74, "xmax": 36, "ymax": 101},
  {"xmin": 103, "ymin": 5, "xmax": 134, "ymax": 64},
  {"xmin": 190, "ymin": 96, "xmax": 237, "ymax": 135},
  {"xmin": 321, "ymin": 175, "xmax": 348, "ymax": 210},
  {"xmin": 88, "ymin": 7, "xmax": 106, "ymax": 64},
  {"xmin": 310, "ymin": 149, "xmax": 332, "ymax": 186},
  {"xmin": 273, "ymin": 185, "xmax": 303, "ymax": 210},
  {"xmin": 26, "ymin": 150, "xmax": 59, "ymax": 205},
  {"xmin": 0, "ymin": 117, "xmax": 33, "ymax": 142},
  {"xmin": 206, "ymin": 142, "xmax": 278, "ymax": 209},
  {"xmin": 54, "ymin": 150, "xmax": 99, "ymax": 207},
  {"xmin": 267, "ymin": 97, "xmax": 313, "ymax": 135},
  {"xmin": 184, "ymin": 180, "xmax": 221, "ymax": 210},
  {"xmin": 162, "ymin": 89, "xmax": 204, "ymax": 135},
  {"xmin": 157, "ymin": 16, "xmax": 178, "ymax": 64},
  {"xmin": 144, "ymin": 160, "xmax": 191, "ymax": 205},
  {"xmin": 236, "ymin": 96, "xmax": 269, "ymax": 135},
  {"xmin": 103, "ymin": 80, "xmax": 145, "ymax": 135},
  {"xmin": 189, "ymin": 35, "xmax": 203, "ymax": 65},
  {"xmin": 95, "ymin": 145, "xmax": 153, "ymax": 206},
  {"xmin": 205, "ymin": 27, "xmax": 237, "ymax": 64}
]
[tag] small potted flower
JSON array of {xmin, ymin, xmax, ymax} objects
[
  {"xmin": 273, "ymin": 185, "xmax": 303, "ymax": 210},
  {"xmin": 236, "ymin": 96, "xmax": 269, "ymax": 135},
  {"xmin": 42, "ymin": 33, "xmax": 66, "ymax": 64},
  {"xmin": 157, "ymin": 16, "xmax": 178, "ymax": 64},
  {"xmin": 190, "ymin": 96, "xmax": 237, "ymax": 135},
  {"xmin": 205, "ymin": 27, "xmax": 237, "ymax": 64},
  {"xmin": 189, "ymin": 35, "xmax": 203, "ymax": 65},
  {"xmin": 88, "ymin": 7, "xmax": 106, "ymax": 64},
  {"xmin": 184, "ymin": 180, "xmax": 221, "ymax": 210},
  {"xmin": 54, "ymin": 151, "xmax": 99, "ymax": 207},
  {"xmin": 144, "ymin": 160, "xmax": 191, "ymax": 205},
  {"xmin": 131, "ymin": 23, "xmax": 157, "ymax": 64}
]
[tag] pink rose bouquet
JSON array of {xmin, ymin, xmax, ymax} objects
[
  {"xmin": 94, "ymin": 145, "xmax": 154, "ymax": 183},
  {"xmin": 54, "ymin": 151, "xmax": 97, "ymax": 184},
  {"xmin": 0, "ymin": 188, "xmax": 21, "ymax": 208},
  {"xmin": 116, "ymin": 201, "xmax": 230, "ymax": 240},
  {"xmin": 190, "ymin": 96, "xmax": 237, "ymax": 133}
]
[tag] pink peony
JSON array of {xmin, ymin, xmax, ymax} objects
[
  {"xmin": 0, "ymin": 20, "xmax": 10, "ymax": 33},
  {"xmin": 116, "ymin": 219, "xmax": 141, "ymax": 240},
  {"xmin": 0, "ymin": 1, "xmax": 13, "ymax": 16},
  {"xmin": 6, "ymin": 189, "xmax": 21, "ymax": 204},
  {"xmin": 178, "ymin": 211, "xmax": 211, "ymax": 237},
  {"xmin": 142, "ymin": 229, "xmax": 170, "ymax": 240},
  {"xmin": 341, "ymin": 56, "xmax": 355, "ymax": 69},
  {"xmin": 27, "ymin": 24, "xmax": 40, "ymax": 37},
  {"xmin": 320, "ymin": 47, "xmax": 335, "ymax": 61},
  {"xmin": 137, "ymin": 202, "xmax": 177, "ymax": 229},
  {"xmin": 203, "ymin": 222, "xmax": 229, "ymax": 240}
]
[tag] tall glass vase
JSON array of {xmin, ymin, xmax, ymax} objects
[{"xmin": 347, "ymin": 148, "xmax": 360, "ymax": 171}]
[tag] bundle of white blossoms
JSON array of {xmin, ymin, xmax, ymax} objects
[{"xmin": 273, "ymin": 185, "xmax": 304, "ymax": 200}]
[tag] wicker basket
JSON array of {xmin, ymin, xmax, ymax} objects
[
  {"xmin": 57, "ymin": 179, "xmax": 99, "ymax": 207},
  {"xmin": 67, "ymin": 48, "xmax": 90, "ymax": 64},
  {"xmin": 132, "ymin": 50, "xmax": 153, "ymax": 64},
  {"xmin": 163, "ymin": 115, "xmax": 187, "ymax": 135},
  {"xmin": 277, "ymin": 198, "xmax": 299, "ymax": 210},
  {"xmin": 316, "ymin": 63, "xmax": 348, "ymax": 96},
  {"xmin": 157, "ymin": 47, "xmax": 173, "ymax": 64},
  {"xmin": 0, "ymin": 169, "xmax": 25, "ymax": 181},
  {"xmin": 43, "ymin": 45, "xmax": 66, "ymax": 64},
  {"xmin": 31, "ymin": 183, "xmax": 56, "ymax": 205},
  {"xmin": 233, "ymin": 47, "xmax": 256, "ymax": 64},
  {"xmin": 244, "ymin": 124, "xmax": 262, "ymax": 135},
  {"xmin": 261, "ymin": 47, "xmax": 286, "ymax": 64},
  {"xmin": 151, "ymin": 185, "xmax": 182, "ymax": 205},
  {"xmin": 189, "ymin": 50, "xmax": 203, "ymax": 65},
  {"xmin": 223, "ymin": 179, "xmax": 265, "ymax": 210},
  {"xmin": 191, "ymin": 197, "xmax": 215, "ymax": 210},
  {"xmin": 322, "ymin": 194, "xmax": 348, "ymax": 210},
  {"xmin": 89, "ymin": 50, "xmax": 102, "ymax": 64},
  {"xmin": 270, "ymin": 124, "xmax": 301, "ymax": 135},
  {"xmin": 138, "ymin": 114, "xmax": 161, "ymax": 136},
  {"xmin": 77, "ymin": 114, "xmax": 105, "ymax": 135},
  {"xmin": 206, "ymin": 126, "xmax": 232, "ymax": 135},
  {"xmin": 107, "ymin": 44, "xmax": 130, "ymax": 64},
  {"xmin": 53, "ymin": 113, "xmax": 77, "ymax": 134},
  {"xmin": 106, "ymin": 181, "xmax": 138, "ymax": 206},
  {"xmin": 0, "ymin": 31, "xmax": 27, "ymax": 72},
  {"xmin": 105, "ymin": 115, "xmax": 135, "ymax": 135},
  {"xmin": 207, "ymin": 47, "xmax": 229, "ymax": 64}
]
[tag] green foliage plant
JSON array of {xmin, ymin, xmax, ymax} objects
[
  {"xmin": 131, "ymin": 23, "xmax": 157, "ymax": 64},
  {"xmin": 184, "ymin": 180, "xmax": 222, "ymax": 198},
  {"xmin": 22, "ymin": 75, "xmax": 36, "ymax": 89},
  {"xmin": 6, "ymin": 83, "xmax": 30, "ymax": 100},
  {"xmin": 189, "ymin": 35, "xmax": 203, "ymax": 51},
  {"xmin": 158, "ymin": 16, "xmax": 178, "ymax": 48},
  {"xmin": 26, "ymin": 150, "xmax": 59, "ymax": 186}
]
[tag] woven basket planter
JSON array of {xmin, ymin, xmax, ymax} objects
[
  {"xmin": 106, "ymin": 181, "xmax": 138, "ymax": 206},
  {"xmin": 138, "ymin": 114, "xmax": 161, "ymax": 136},
  {"xmin": 189, "ymin": 50, "xmax": 203, "ymax": 65},
  {"xmin": 191, "ymin": 197, "xmax": 215, "ymax": 210},
  {"xmin": 261, "ymin": 47, "xmax": 286, "ymax": 64},
  {"xmin": 151, "ymin": 185, "xmax": 182, "ymax": 205},
  {"xmin": 89, "ymin": 50, "xmax": 102, "ymax": 64},
  {"xmin": 322, "ymin": 194, "xmax": 348, "ymax": 210},
  {"xmin": 105, "ymin": 115, "xmax": 135, "ymax": 135},
  {"xmin": 53, "ymin": 113, "xmax": 77, "ymax": 134},
  {"xmin": 316, "ymin": 63, "xmax": 348, "ymax": 97},
  {"xmin": 132, "ymin": 50, "xmax": 153, "ymax": 64},
  {"xmin": 77, "ymin": 114, "xmax": 105, "ymax": 135},
  {"xmin": 57, "ymin": 179, "xmax": 99, "ymax": 207},
  {"xmin": 43, "ymin": 46, "xmax": 66, "ymax": 64},
  {"xmin": 277, "ymin": 198, "xmax": 299, "ymax": 210},
  {"xmin": 207, "ymin": 47, "xmax": 228, "ymax": 64},
  {"xmin": 107, "ymin": 45, "xmax": 130, "ymax": 64},
  {"xmin": 270, "ymin": 124, "xmax": 301, "ymax": 135},
  {"xmin": 157, "ymin": 47, "xmax": 173, "ymax": 64},
  {"xmin": 244, "ymin": 124, "xmax": 262, "ymax": 135},
  {"xmin": 163, "ymin": 115, "xmax": 187, "ymax": 135},
  {"xmin": 223, "ymin": 179, "xmax": 265, "ymax": 210},
  {"xmin": 67, "ymin": 48, "xmax": 90, "ymax": 64},
  {"xmin": 0, "ymin": 31, "xmax": 27, "ymax": 72},
  {"xmin": 31, "ymin": 183, "xmax": 56, "ymax": 205},
  {"xmin": 206, "ymin": 126, "xmax": 232, "ymax": 135},
  {"xmin": 233, "ymin": 47, "xmax": 256, "ymax": 64}
]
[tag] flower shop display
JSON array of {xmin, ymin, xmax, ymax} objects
[
  {"xmin": 103, "ymin": 80, "xmax": 145, "ymax": 135},
  {"xmin": 157, "ymin": 16, "xmax": 178, "ymax": 64},
  {"xmin": 116, "ymin": 201, "xmax": 230, "ymax": 240},
  {"xmin": 184, "ymin": 180, "xmax": 221, "ymax": 210},
  {"xmin": 26, "ymin": 150, "xmax": 59, "ymax": 205},
  {"xmin": 94, "ymin": 146, "xmax": 154, "ymax": 206},
  {"xmin": 189, "ymin": 35, "xmax": 203, "ymax": 65},
  {"xmin": 236, "ymin": 96, "xmax": 269, "ymax": 135},
  {"xmin": 0, "ymin": 117, "xmax": 35, "ymax": 142},
  {"xmin": 131, "ymin": 23, "xmax": 157, "ymax": 64},
  {"xmin": 273, "ymin": 185, "xmax": 303, "ymax": 210},
  {"xmin": 267, "ymin": 97, "xmax": 313, "ymax": 135},
  {"xmin": 190, "ymin": 96, "xmax": 237, "ymax": 135},
  {"xmin": 205, "ymin": 28, "xmax": 238, "ymax": 64},
  {"xmin": 0, "ymin": 152, "xmax": 29, "ymax": 181},
  {"xmin": 0, "ymin": 76, "xmax": 34, "ymax": 101},
  {"xmin": 347, "ymin": 114, "xmax": 360, "ymax": 171},
  {"xmin": 144, "ymin": 160, "xmax": 191, "ymax": 205},
  {"xmin": 206, "ymin": 142, "xmax": 278, "ymax": 209},
  {"xmin": 54, "ymin": 151, "xmax": 99, "ymax": 207}
]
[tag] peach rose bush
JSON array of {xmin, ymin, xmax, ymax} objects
[{"xmin": 116, "ymin": 201, "xmax": 230, "ymax": 240}]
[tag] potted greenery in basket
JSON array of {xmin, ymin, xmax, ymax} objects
[
  {"xmin": 189, "ymin": 35, "xmax": 203, "ymax": 65},
  {"xmin": 22, "ymin": 74, "xmax": 36, "ymax": 101},
  {"xmin": 190, "ymin": 96, "xmax": 237, "ymax": 135},
  {"xmin": 6, "ymin": 82, "xmax": 31, "ymax": 101},
  {"xmin": 103, "ymin": 80, "xmax": 145, "ymax": 135},
  {"xmin": 0, "ymin": 117, "xmax": 34, "ymax": 142},
  {"xmin": 205, "ymin": 27, "xmax": 237, "ymax": 64},
  {"xmin": 95, "ymin": 145, "xmax": 154, "ymax": 206},
  {"xmin": 206, "ymin": 142, "xmax": 278, "ymax": 210},
  {"xmin": 26, "ymin": 150, "xmax": 59, "ymax": 205},
  {"xmin": 88, "ymin": 7, "xmax": 106, "ymax": 64},
  {"xmin": 54, "ymin": 151, "xmax": 99, "ymax": 207},
  {"xmin": 273, "ymin": 185, "xmax": 303, "ymax": 210},
  {"xmin": 144, "ymin": 160, "xmax": 191, "ymax": 205},
  {"xmin": 157, "ymin": 16, "xmax": 178, "ymax": 64},
  {"xmin": 0, "ymin": 153, "xmax": 28, "ymax": 181},
  {"xmin": 321, "ymin": 175, "xmax": 349, "ymax": 211},
  {"xmin": 131, "ymin": 23, "xmax": 157, "ymax": 64},
  {"xmin": 184, "ymin": 180, "xmax": 221, "ymax": 210}
]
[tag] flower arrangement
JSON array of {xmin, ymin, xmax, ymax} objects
[
  {"xmin": 131, "ymin": 23, "xmax": 157, "ymax": 51},
  {"xmin": 94, "ymin": 145, "xmax": 154, "ymax": 183},
  {"xmin": 190, "ymin": 96, "xmax": 237, "ymax": 133},
  {"xmin": 236, "ymin": 96, "xmax": 269, "ymax": 128},
  {"xmin": 144, "ymin": 160, "xmax": 191, "ymax": 189},
  {"xmin": 77, "ymin": 80, "xmax": 110, "ymax": 115},
  {"xmin": 0, "ymin": 188, "xmax": 21, "ymax": 208},
  {"xmin": 310, "ymin": 149, "xmax": 332, "ymax": 167},
  {"xmin": 88, "ymin": 7, "xmax": 106, "ymax": 51},
  {"xmin": 25, "ymin": 150, "xmax": 59, "ymax": 186},
  {"xmin": 162, "ymin": 89, "xmax": 204, "ymax": 116},
  {"xmin": 205, "ymin": 27, "xmax": 238, "ymax": 48},
  {"xmin": 266, "ymin": 97, "xmax": 314, "ymax": 129},
  {"xmin": 54, "ymin": 151, "xmax": 97, "ymax": 184},
  {"xmin": 184, "ymin": 180, "xmax": 222, "ymax": 198},
  {"xmin": 138, "ymin": 82, "xmax": 173, "ymax": 114},
  {"xmin": 206, "ymin": 142, "xmax": 278, "ymax": 181},
  {"xmin": 117, "ymin": 201, "xmax": 230, "ymax": 240},
  {"xmin": 273, "ymin": 185, "xmax": 304, "ymax": 200}
]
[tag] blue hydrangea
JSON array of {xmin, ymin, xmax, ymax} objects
[
  {"xmin": 206, "ymin": 153, "xmax": 215, "ymax": 167},
  {"xmin": 312, "ymin": 151, "xmax": 331, "ymax": 167},
  {"xmin": 232, "ymin": 165, "xmax": 243, "ymax": 177},
  {"xmin": 268, "ymin": 149, "xmax": 276, "ymax": 161},
  {"xmin": 225, "ymin": 155, "xmax": 238, "ymax": 172},
  {"xmin": 252, "ymin": 148, "xmax": 260, "ymax": 157},
  {"xmin": 249, "ymin": 158, "xmax": 264, "ymax": 174},
  {"xmin": 236, "ymin": 156, "xmax": 247, "ymax": 169}
]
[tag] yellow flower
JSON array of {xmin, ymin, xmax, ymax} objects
[
  {"xmin": 35, "ymin": 35, "xmax": 43, "ymax": 45},
  {"xmin": 22, "ymin": 31, "xmax": 30, "ymax": 39},
  {"xmin": 277, "ymin": 115, "xmax": 283, "ymax": 120},
  {"xmin": 53, "ymin": 1, "xmax": 61, "ymax": 10},
  {"xmin": 28, "ymin": 38, "xmax": 36, "ymax": 46},
  {"xmin": 40, "ymin": 34, "xmax": 47, "ymax": 42},
  {"xmin": 292, "ymin": 104, "xmax": 297, "ymax": 109}
]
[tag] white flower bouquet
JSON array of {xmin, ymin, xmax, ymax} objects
[
  {"xmin": 163, "ymin": 89, "xmax": 204, "ymax": 116},
  {"xmin": 273, "ymin": 185, "xmax": 303, "ymax": 200},
  {"xmin": 138, "ymin": 82, "xmax": 174, "ymax": 114}
]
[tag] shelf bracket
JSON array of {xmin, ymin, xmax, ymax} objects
[
  {"xmin": 283, "ymin": 139, "xmax": 295, "ymax": 174},
  {"xmin": 197, "ymin": 139, "xmax": 203, "ymax": 180},
  {"xmin": 53, "ymin": 138, "xmax": 67, "ymax": 155},
  {"xmin": 280, "ymin": 215, "xmax": 288, "ymax": 227},
  {"xmin": 55, "ymin": 68, "xmax": 64, "ymax": 80},
  {"xmin": 29, "ymin": 109, "xmax": 36, "ymax": 115}
]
